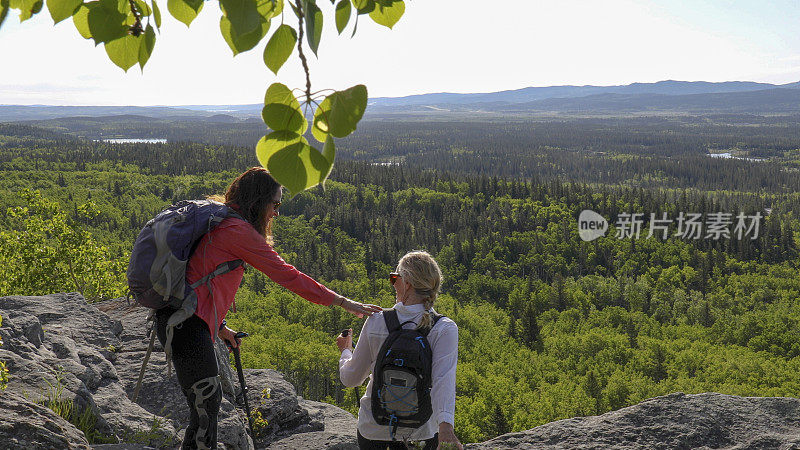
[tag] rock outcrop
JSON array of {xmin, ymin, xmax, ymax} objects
[
  {"xmin": 4, "ymin": 293, "xmax": 800, "ymax": 449},
  {"xmin": 466, "ymin": 392, "xmax": 800, "ymax": 449},
  {"xmin": 0, "ymin": 390, "xmax": 92, "ymax": 449},
  {"xmin": 0, "ymin": 293, "xmax": 357, "ymax": 449},
  {"xmin": 0, "ymin": 293, "xmax": 178, "ymax": 449}
]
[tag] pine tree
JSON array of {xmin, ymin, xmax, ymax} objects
[
  {"xmin": 585, "ymin": 370, "xmax": 602, "ymax": 414},
  {"xmin": 490, "ymin": 404, "xmax": 511, "ymax": 437}
]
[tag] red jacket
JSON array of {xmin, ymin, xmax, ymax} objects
[{"xmin": 186, "ymin": 217, "xmax": 337, "ymax": 336}]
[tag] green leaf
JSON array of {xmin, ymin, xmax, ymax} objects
[
  {"xmin": 167, "ymin": 0, "xmax": 202, "ymax": 27},
  {"xmin": 151, "ymin": 0, "xmax": 161, "ymax": 29},
  {"xmin": 369, "ymin": 0, "xmax": 402, "ymax": 28},
  {"xmin": 72, "ymin": 3, "xmax": 93, "ymax": 39},
  {"xmin": 138, "ymin": 23, "xmax": 156, "ymax": 69},
  {"xmin": 47, "ymin": 0, "xmax": 80, "ymax": 24},
  {"xmin": 318, "ymin": 135, "xmax": 335, "ymax": 187},
  {"xmin": 220, "ymin": 0, "xmax": 260, "ymax": 36},
  {"xmin": 314, "ymin": 84, "xmax": 367, "ymax": 139},
  {"xmin": 261, "ymin": 82, "xmax": 306, "ymax": 134},
  {"xmin": 321, "ymin": 135, "xmax": 335, "ymax": 164},
  {"xmin": 311, "ymin": 98, "xmax": 330, "ymax": 142},
  {"xmin": 255, "ymin": 0, "xmax": 280, "ymax": 19},
  {"xmin": 302, "ymin": 0, "xmax": 322, "ymax": 56},
  {"xmin": 263, "ymin": 24, "xmax": 296, "ymax": 75},
  {"xmin": 87, "ymin": 0, "xmax": 128, "ymax": 45},
  {"xmin": 255, "ymin": 130, "xmax": 306, "ymax": 165},
  {"xmin": 0, "ymin": 0, "xmax": 11, "ymax": 29},
  {"xmin": 350, "ymin": 9, "xmax": 358, "ymax": 37},
  {"xmin": 334, "ymin": 0, "xmax": 349, "ymax": 34},
  {"xmin": 133, "ymin": 0, "xmax": 150, "ymax": 16},
  {"xmin": 260, "ymin": 131, "xmax": 336, "ymax": 195},
  {"xmin": 105, "ymin": 33, "xmax": 142, "ymax": 71},
  {"xmin": 219, "ymin": 15, "xmax": 269, "ymax": 55},
  {"xmin": 352, "ymin": 0, "xmax": 373, "ymax": 14},
  {"xmin": 328, "ymin": 85, "xmax": 368, "ymax": 137},
  {"xmin": 267, "ymin": 141, "xmax": 332, "ymax": 195},
  {"xmin": 16, "ymin": 0, "xmax": 43, "ymax": 21}
]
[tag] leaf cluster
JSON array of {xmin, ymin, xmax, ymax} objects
[{"xmin": 1, "ymin": 0, "xmax": 407, "ymax": 194}]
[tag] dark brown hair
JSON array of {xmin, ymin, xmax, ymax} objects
[{"xmin": 213, "ymin": 167, "xmax": 281, "ymax": 241}]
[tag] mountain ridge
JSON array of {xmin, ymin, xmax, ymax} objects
[
  {"xmin": 3, "ymin": 80, "xmax": 800, "ymax": 121},
  {"xmin": 368, "ymin": 79, "xmax": 800, "ymax": 107},
  {"xmin": 496, "ymin": 87, "xmax": 800, "ymax": 114}
]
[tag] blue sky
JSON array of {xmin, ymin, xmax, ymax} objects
[{"xmin": 1, "ymin": 0, "xmax": 798, "ymax": 105}]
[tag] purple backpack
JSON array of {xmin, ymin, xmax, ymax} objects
[{"xmin": 127, "ymin": 199, "xmax": 243, "ymax": 313}]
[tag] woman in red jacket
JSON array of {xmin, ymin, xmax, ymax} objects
[{"xmin": 155, "ymin": 167, "xmax": 381, "ymax": 449}]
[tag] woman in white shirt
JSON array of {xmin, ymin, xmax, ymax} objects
[{"xmin": 337, "ymin": 251, "xmax": 463, "ymax": 450}]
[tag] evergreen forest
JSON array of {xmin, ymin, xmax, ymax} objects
[{"xmin": 1, "ymin": 115, "xmax": 799, "ymax": 443}]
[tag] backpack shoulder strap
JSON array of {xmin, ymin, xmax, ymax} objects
[
  {"xmin": 188, "ymin": 259, "xmax": 244, "ymax": 290},
  {"xmin": 225, "ymin": 207, "xmax": 244, "ymax": 221},
  {"xmin": 383, "ymin": 309, "xmax": 401, "ymax": 332},
  {"xmin": 420, "ymin": 314, "xmax": 446, "ymax": 337}
]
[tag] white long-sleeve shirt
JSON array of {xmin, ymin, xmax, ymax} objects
[{"xmin": 339, "ymin": 302, "xmax": 459, "ymax": 441}]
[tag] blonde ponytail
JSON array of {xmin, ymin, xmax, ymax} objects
[{"xmin": 418, "ymin": 299, "xmax": 435, "ymax": 330}]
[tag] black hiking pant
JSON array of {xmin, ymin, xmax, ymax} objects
[{"xmin": 155, "ymin": 309, "xmax": 221, "ymax": 450}]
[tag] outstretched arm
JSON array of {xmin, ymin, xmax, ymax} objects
[
  {"xmin": 333, "ymin": 295, "xmax": 383, "ymax": 318},
  {"xmin": 225, "ymin": 221, "xmax": 380, "ymax": 316}
]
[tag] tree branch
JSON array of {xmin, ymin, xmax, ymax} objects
[
  {"xmin": 295, "ymin": 1, "xmax": 313, "ymax": 107},
  {"xmin": 127, "ymin": 0, "xmax": 144, "ymax": 36}
]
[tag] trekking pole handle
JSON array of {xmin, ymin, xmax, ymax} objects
[{"xmin": 225, "ymin": 331, "xmax": 249, "ymax": 350}]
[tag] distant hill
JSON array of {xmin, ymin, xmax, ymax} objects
[
  {"xmin": 0, "ymin": 105, "xmax": 216, "ymax": 122},
  {"xmin": 3, "ymin": 80, "xmax": 800, "ymax": 121},
  {"xmin": 366, "ymin": 85, "xmax": 800, "ymax": 116},
  {"xmin": 496, "ymin": 87, "xmax": 800, "ymax": 115},
  {"xmin": 367, "ymin": 80, "xmax": 800, "ymax": 107}
]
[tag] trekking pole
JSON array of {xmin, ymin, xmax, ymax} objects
[{"xmin": 227, "ymin": 331, "xmax": 253, "ymax": 434}]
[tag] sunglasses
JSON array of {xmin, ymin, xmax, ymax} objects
[
  {"xmin": 388, "ymin": 272, "xmax": 400, "ymax": 285},
  {"xmin": 272, "ymin": 200, "xmax": 281, "ymax": 209}
]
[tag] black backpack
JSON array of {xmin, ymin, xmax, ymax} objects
[{"xmin": 371, "ymin": 309, "xmax": 444, "ymax": 440}]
